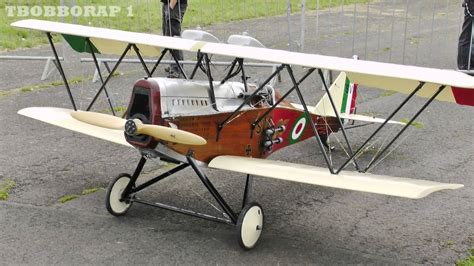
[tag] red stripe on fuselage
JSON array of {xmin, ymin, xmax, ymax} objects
[{"xmin": 452, "ymin": 87, "xmax": 474, "ymax": 106}]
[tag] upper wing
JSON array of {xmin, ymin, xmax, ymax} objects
[
  {"xmin": 200, "ymin": 43, "xmax": 474, "ymax": 106},
  {"xmin": 18, "ymin": 107, "xmax": 131, "ymax": 147},
  {"xmin": 11, "ymin": 19, "xmax": 203, "ymax": 56},
  {"xmin": 208, "ymin": 155, "xmax": 463, "ymax": 199},
  {"xmin": 11, "ymin": 19, "xmax": 474, "ymax": 106}
]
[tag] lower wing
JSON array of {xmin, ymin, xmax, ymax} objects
[
  {"xmin": 18, "ymin": 107, "xmax": 132, "ymax": 147},
  {"xmin": 208, "ymin": 155, "xmax": 463, "ymax": 199}
]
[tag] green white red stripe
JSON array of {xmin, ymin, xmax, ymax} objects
[{"xmin": 340, "ymin": 78, "xmax": 357, "ymax": 114}]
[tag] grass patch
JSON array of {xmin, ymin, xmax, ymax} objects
[
  {"xmin": 380, "ymin": 90, "xmax": 397, "ymax": 97},
  {"xmin": 6, "ymin": 76, "xmax": 89, "ymax": 97},
  {"xmin": 0, "ymin": 176, "xmax": 16, "ymax": 201},
  {"xmin": 445, "ymin": 240, "xmax": 456, "ymax": 248},
  {"xmin": 111, "ymin": 71, "xmax": 123, "ymax": 77},
  {"xmin": 0, "ymin": 90, "xmax": 11, "ymax": 95},
  {"xmin": 0, "ymin": 91, "xmax": 12, "ymax": 98},
  {"xmin": 357, "ymin": 111, "xmax": 383, "ymax": 117},
  {"xmin": 113, "ymin": 105, "xmax": 127, "ymax": 114},
  {"xmin": 101, "ymin": 105, "xmax": 127, "ymax": 115},
  {"xmin": 457, "ymin": 248, "xmax": 474, "ymax": 266},
  {"xmin": 19, "ymin": 83, "xmax": 53, "ymax": 93},
  {"xmin": 1, "ymin": 0, "xmax": 367, "ymax": 50},
  {"xmin": 58, "ymin": 194, "xmax": 79, "ymax": 203},
  {"xmin": 407, "ymin": 36, "xmax": 420, "ymax": 45},
  {"xmin": 20, "ymin": 86, "xmax": 33, "ymax": 92},
  {"xmin": 400, "ymin": 118, "xmax": 424, "ymax": 129},
  {"xmin": 82, "ymin": 187, "xmax": 101, "ymax": 195},
  {"xmin": 69, "ymin": 76, "xmax": 85, "ymax": 85},
  {"xmin": 50, "ymin": 80, "xmax": 64, "ymax": 87},
  {"xmin": 51, "ymin": 76, "xmax": 90, "ymax": 86},
  {"xmin": 59, "ymin": 186, "xmax": 103, "ymax": 203}
]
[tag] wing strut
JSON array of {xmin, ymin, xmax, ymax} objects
[
  {"xmin": 336, "ymin": 81, "xmax": 427, "ymax": 174},
  {"xmin": 45, "ymin": 30, "xmax": 192, "ymax": 115},
  {"xmin": 220, "ymin": 58, "xmax": 241, "ymax": 84},
  {"xmin": 316, "ymin": 68, "xmax": 361, "ymax": 171},
  {"xmin": 251, "ymin": 68, "xmax": 316, "ymax": 126},
  {"xmin": 250, "ymin": 66, "xmax": 357, "ymax": 173},
  {"xmin": 363, "ymin": 85, "xmax": 446, "ymax": 172},
  {"xmin": 132, "ymin": 44, "xmax": 152, "ymax": 77},
  {"xmin": 189, "ymin": 51, "xmax": 205, "ymax": 79},
  {"xmin": 283, "ymin": 66, "xmax": 335, "ymax": 172},
  {"xmin": 46, "ymin": 32, "xmax": 77, "ymax": 111},
  {"xmin": 149, "ymin": 48, "xmax": 169, "ymax": 76},
  {"xmin": 217, "ymin": 64, "xmax": 285, "ymax": 139},
  {"xmin": 87, "ymin": 43, "xmax": 132, "ymax": 112},
  {"xmin": 202, "ymin": 52, "xmax": 218, "ymax": 111},
  {"xmin": 86, "ymin": 38, "xmax": 117, "ymax": 116},
  {"xmin": 220, "ymin": 58, "xmax": 250, "ymax": 92},
  {"xmin": 218, "ymin": 63, "xmax": 441, "ymax": 175}
]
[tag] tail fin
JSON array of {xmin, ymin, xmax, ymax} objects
[
  {"xmin": 310, "ymin": 72, "xmax": 405, "ymax": 126},
  {"xmin": 314, "ymin": 72, "xmax": 358, "ymax": 121}
]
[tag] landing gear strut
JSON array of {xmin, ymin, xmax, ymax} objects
[{"xmin": 104, "ymin": 154, "xmax": 264, "ymax": 250}]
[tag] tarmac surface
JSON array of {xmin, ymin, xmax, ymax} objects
[{"xmin": 0, "ymin": 1, "xmax": 473, "ymax": 264}]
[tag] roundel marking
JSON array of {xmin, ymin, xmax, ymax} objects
[{"xmin": 290, "ymin": 115, "xmax": 307, "ymax": 142}]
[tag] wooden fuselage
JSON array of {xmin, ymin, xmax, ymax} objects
[{"xmin": 125, "ymin": 78, "xmax": 340, "ymax": 163}]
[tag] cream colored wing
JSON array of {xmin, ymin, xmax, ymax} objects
[
  {"xmin": 18, "ymin": 107, "xmax": 131, "ymax": 147},
  {"xmin": 11, "ymin": 19, "xmax": 204, "ymax": 56},
  {"xmin": 208, "ymin": 156, "xmax": 463, "ymax": 199},
  {"xmin": 11, "ymin": 19, "xmax": 474, "ymax": 105}
]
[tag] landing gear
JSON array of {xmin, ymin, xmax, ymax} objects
[
  {"xmin": 104, "ymin": 155, "xmax": 264, "ymax": 250},
  {"xmin": 237, "ymin": 202, "xmax": 264, "ymax": 250},
  {"xmin": 105, "ymin": 173, "xmax": 133, "ymax": 216}
]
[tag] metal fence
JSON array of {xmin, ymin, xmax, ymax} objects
[{"xmin": 0, "ymin": 0, "xmax": 465, "ymax": 71}]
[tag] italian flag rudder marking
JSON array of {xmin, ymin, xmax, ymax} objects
[{"xmin": 340, "ymin": 78, "xmax": 357, "ymax": 114}]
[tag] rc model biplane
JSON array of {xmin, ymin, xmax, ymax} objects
[{"xmin": 11, "ymin": 19, "xmax": 474, "ymax": 250}]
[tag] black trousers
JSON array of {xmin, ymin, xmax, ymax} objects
[
  {"xmin": 458, "ymin": 6, "xmax": 474, "ymax": 70},
  {"xmin": 162, "ymin": 3, "xmax": 187, "ymax": 72}
]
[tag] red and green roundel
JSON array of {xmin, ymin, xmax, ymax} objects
[{"xmin": 289, "ymin": 114, "xmax": 308, "ymax": 144}]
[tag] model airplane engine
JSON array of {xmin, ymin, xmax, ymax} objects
[{"xmin": 124, "ymin": 78, "xmax": 163, "ymax": 149}]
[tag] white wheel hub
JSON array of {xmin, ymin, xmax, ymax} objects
[
  {"xmin": 239, "ymin": 204, "xmax": 263, "ymax": 249},
  {"xmin": 109, "ymin": 176, "xmax": 131, "ymax": 214}
]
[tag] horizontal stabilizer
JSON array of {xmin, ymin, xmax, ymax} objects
[
  {"xmin": 18, "ymin": 107, "xmax": 131, "ymax": 147},
  {"xmin": 290, "ymin": 103, "xmax": 404, "ymax": 125},
  {"xmin": 338, "ymin": 113, "xmax": 406, "ymax": 125},
  {"xmin": 208, "ymin": 156, "xmax": 463, "ymax": 199}
]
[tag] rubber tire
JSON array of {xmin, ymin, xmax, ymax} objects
[
  {"xmin": 105, "ymin": 173, "xmax": 133, "ymax": 216},
  {"xmin": 237, "ymin": 202, "xmax": 264, "ymax": 250}
]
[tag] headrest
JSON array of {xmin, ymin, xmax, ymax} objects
[
  {"xmin": 182, "ymin": 29, "xmax": 220, "ymax": 43},
  {"xmin": 227, "ymin": 34, "xmax": 265, "ymax": 48}
]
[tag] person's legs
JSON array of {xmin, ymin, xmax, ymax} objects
[
  {"xmin": 162, "ymin": 3, "xmax": 170, "ymax": 36},
  {"xmin": 458, "ymin": 9, "xmax": 474, "ymax": 70},
  {"xmin": 168, "ymin": 4, "xmax": 187, "ymax": 77}
]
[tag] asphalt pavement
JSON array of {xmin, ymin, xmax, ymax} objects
[{"xmin": 0, "ymin": 1, "xmax": 473, "ymax": 264}]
